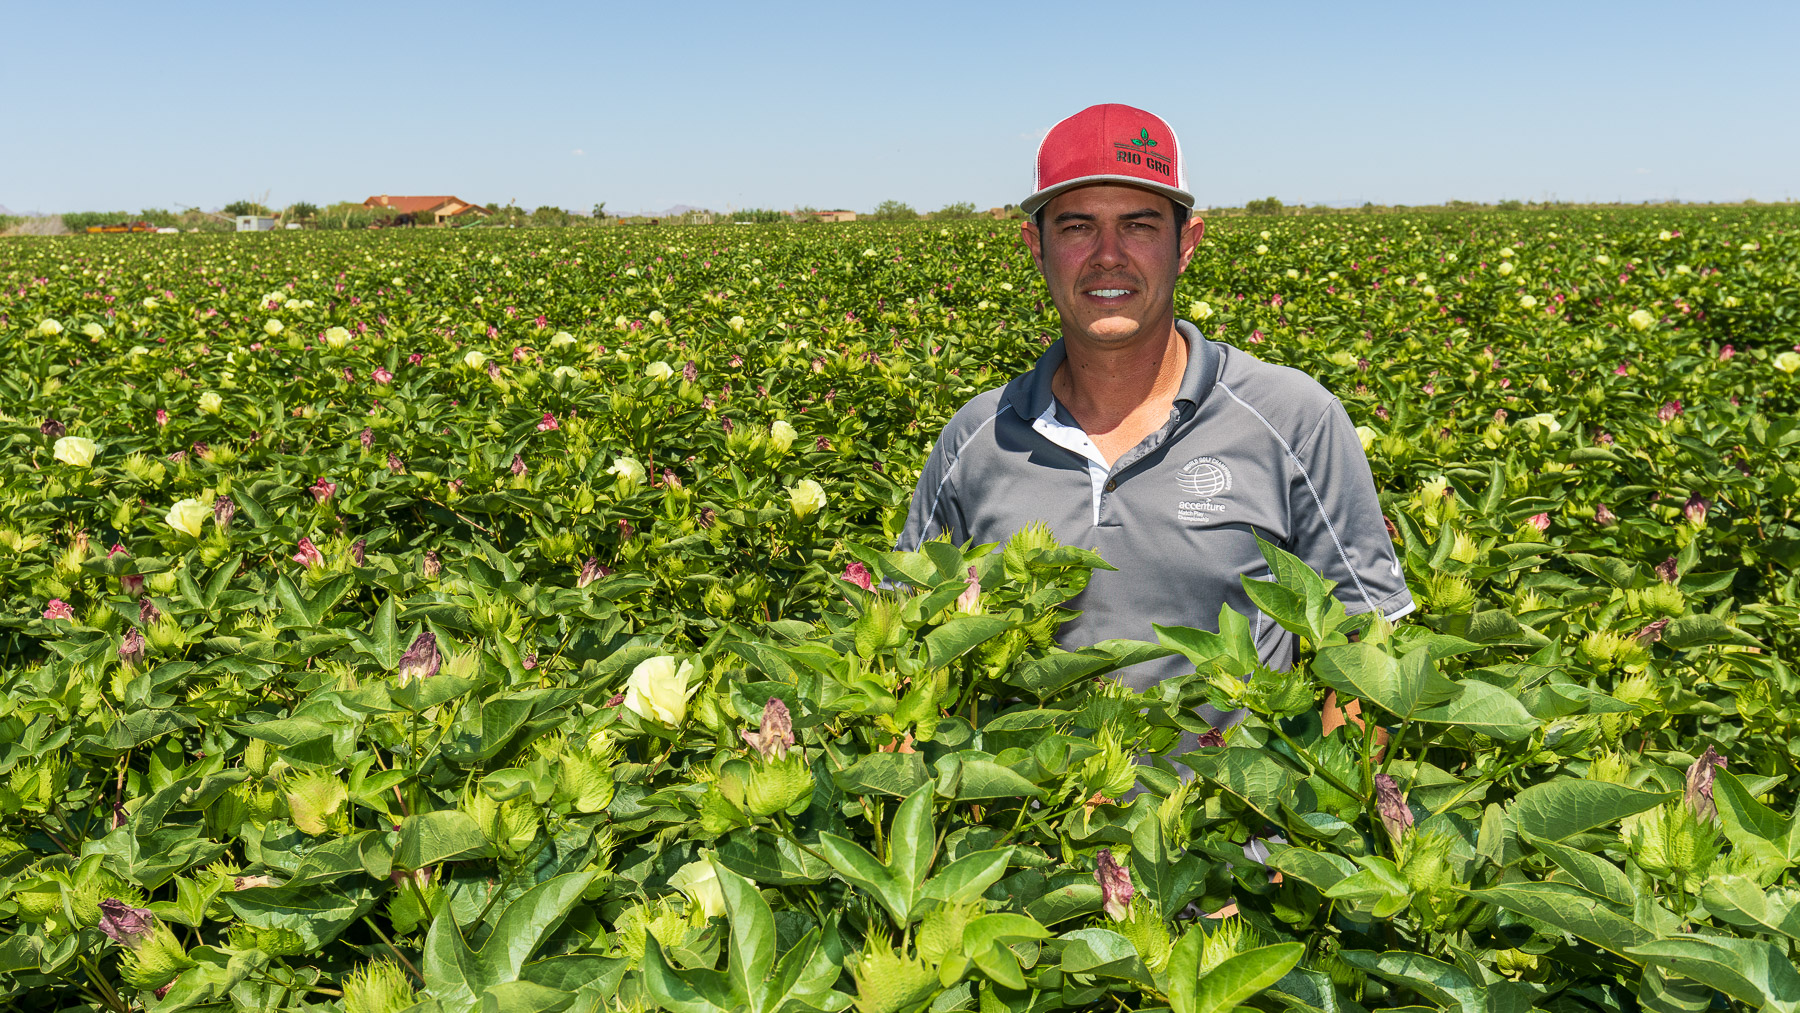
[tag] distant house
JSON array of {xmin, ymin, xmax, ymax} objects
[
  {"xmin": 361, "ymin": 195, "xmax": 490, "ymax": 225},
  {"xmin": 235, "ymin": 216, "xmax": 280, "ymax": 232},
  {"xmin": 816, "ymin": 209, "xmax": 856, "ymax": 223}
]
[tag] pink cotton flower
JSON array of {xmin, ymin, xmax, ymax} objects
[
  {"xmin": 293, "ymin": 538, "xmax": 325, "ymax": 568},
  {"xmin": 155, "ymin": 408, "xmax": 168, "ymax": 427},
  {"xmin": 1094, "ymin": 849, "xmax": 1133, "ymax": 921},
  {"xmin": 42, "ymin": 599, "xmax": 74, "ymax": 620},
  {"xmin": 1683, "ymin": 495, "xmax": 1710, "ymax": 527},
  {"xmin": 1658, "ymin": 400, "xmax": 1683, "ymax": 422},
  {"xmin": 842, "ymin": 562, "xmax": 874, "ymax": 591},
  {"xmin": 310, "ymin": 477, "xmax": 337, "ymax": 503},
  {"xmin": 1613, "ymin": 362, "xmax": 1629, "ymax": 376},
  {"xmin": 1528, "ymin": 513, "xmax": 1551, "ymax": 533},
  {"xmin": 372, "ymin": 366, "xmax": 394, "ymax": 383},
  {"xmin": 1595, "ymin": 503, "xmax": 1618, "ymax": 525},
  {"xmin": 407, "ymin": 352, "xmax": 423, "ymax": 365},
  {"xmin": 536, "ymin": 412, "xmax": 559, "ymax": 432},
  {"xmin": 1719, "ymin": 345, "xmax": 1735, "ymax": 361}
]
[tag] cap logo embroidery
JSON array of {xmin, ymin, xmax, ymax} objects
[
  {"xmin": 1176, "ymin": 456, "xmax": 1231, "ymax": 524},
  {"xmin": 1114, "ymin": 128, "xmax": 1173, "ymax": 178}
]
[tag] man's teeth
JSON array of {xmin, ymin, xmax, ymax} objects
[{"xmin": 1087, "ymin": 289, "xmax": 1131, "ymax": 297}]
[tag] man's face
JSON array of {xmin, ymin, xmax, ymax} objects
[{"xmin": 1022, "ymin": 184, "xmax": 1204, "ymax": 350}]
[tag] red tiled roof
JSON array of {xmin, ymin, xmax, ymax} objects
[{"xmin": 363, "ymin": 195, "xmax": 484, "ymax": 215}]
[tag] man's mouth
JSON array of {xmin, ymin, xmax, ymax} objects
[{"xmin": 1085, "ymin": 288, "xmax": 1134, "ymax": 298}]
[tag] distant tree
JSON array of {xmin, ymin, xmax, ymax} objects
[
  {"xmin": 731, "ymin": 209, "xmax": 787, "ymax": 224},
  {"xmin": 221, "ymin": 200, "xmax": 272, "ymax": 218},
  {"xmin": 932, "ymin": 201, "xmax": 978, "ymax": 220},
  {"xmin": 285, "ymin": 201, "xmax": 319, "ymax": 223},
  {"xmin": 871, "ymin": 200, "xmax": 918, "ymax": 221},
  {"xmin": 791, "ymin": 206, "xmax": 821, "ymax": 223},
  {"xmin": 592, "ymin": 202, "xmax": 607, "ymax": 220},
  {"xmin": 138, "ymin": 208, "xmax": 181, "ymax": 227},
  {"xmin": 1245, "ymin": 196, "xmax": 1284, "ymax": 216},
  {"xmin": 1497, "ymin": 199, "xmax": 1523, "ymax": 211},
  {"xmin": 531, "ymin": 206, "xmax": 572, "ymax": 227}
]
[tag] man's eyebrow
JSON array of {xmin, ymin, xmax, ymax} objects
[{"xmin": 1050, "ymin": 208, "xmax": 1166, "ymax": 224}]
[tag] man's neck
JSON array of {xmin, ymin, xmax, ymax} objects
[{"xmin": 1052, "ymin": 321, "xmax": 1188, "ymax": 433}]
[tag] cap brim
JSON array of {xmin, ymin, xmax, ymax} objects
[{"xmin": 1021, "ymin": 175, "xmax": 1195, "ymax": 216}]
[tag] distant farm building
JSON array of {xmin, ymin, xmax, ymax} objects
[
  {"xmin": 361, "ymin": 195, "xmax": 490, "ymax": 225},
  {"xmin": 235, "ymin": 216, "xmax": 280, "ymax": 232},
  {"xmin": 816, "ymin": 210, "xmax": 856, "ymax": 223}
]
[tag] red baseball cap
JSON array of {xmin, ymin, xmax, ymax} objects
[{"xmin": 1023, "ymin": 103, "xmax": 1192, "ymax": 215}]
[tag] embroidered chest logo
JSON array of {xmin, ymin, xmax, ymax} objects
[{"xmin": 1176, "ymin": 456, "xmax": 1232, "ymax": 524}]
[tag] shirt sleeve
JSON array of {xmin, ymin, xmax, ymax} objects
[
  {"xmin": 895, "ymin": 431, "xmax": 965, "ymax": 551},
  {"xmin": 1286, "ymin": 399, "xmax": 1414, "ymax": 620}
]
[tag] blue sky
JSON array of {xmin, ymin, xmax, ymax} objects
[{"xmin": 4, "ymin": 0, "xmax": 1796, "ymax": 215}]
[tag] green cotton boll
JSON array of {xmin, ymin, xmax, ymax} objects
[
  {"xmin": 744, "ymin": 754, "xmax": 814, "ymax": 817},
  {"xmin": 284, "ymin": 772, "xmax": 350, "ymax": 836},
  {"xmin": 853, "ymin": 597, "xmax": 903, "ymax": 659},
  {"xmin": 341, "ymin": 959, "xmax": 418, "ymax": 1013},
  {"xmin": 1577, "ymin": 630, "xmax": 1629, "ymax": 668},
  {"xmin": 555, "ymin": 753, "xmax": 615, "ymax": 814},
  {"xmin": 695, "ymin": 783, "xmax": 747, "ymax": 835},
  {"xmin": 1080, "ymin": 728, "xmax": 1138, "ymax": 800},
  {"xmin": 255, "ymin": 926, "xmax": 308, "ymax": 958},
  {"xmin": 849, "ymin": 931, "xmax": 940, "ymax": 1013},
  {"xmin": 242, "ymin": 737, "xmax": 272, "ymax": 778},
  {"xmin": 916, "ymin": 901, "xmax": 980, "ymax": 966},
  {"xmin": 1197, "ymin": 917, "xmax": 1262, "ymax": 975},
  {"xmin": 496, "ymin": 798, "xmax": 540, "ymax": 858},
  {"xmin": 1425, "ymin": 573, "xmax": 1476, "ymax": 613},
  {"xmin": 145, "ymin": 616, "xmax": 188, "ymax": 656},
  {"xmin": 703, "ymin": 584, "xmax": 737, "ymax": 616},
  {"xmin": 207, "ymin": 787, "xmax": 250, "ymax": 835},
  {"xmin": 1117, "ymin": 896, "xmax": 1173, "ymax": 973},
  {"xmin": 1641, "ymin": 582, "xmax": 1687, "ymax": 617},
  {"xmin": 71, "ymin": 871, "xmax": 143, "ymax": 928},
  {"xmin": 1396, "ymin": 830, "xmax": 1457, "ymax": 894},
  {"xmin": 119, "ymin": 924, "xmax": 196, "ymax": 990}
]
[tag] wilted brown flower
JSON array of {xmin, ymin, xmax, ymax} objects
[
  {"xmin": 139, "ymin": 598, "xmax": 162, "ymax": 624},
  {"xmin": 119, "ymin": 626, "xmax": 146, "ymax": 667},
  {"xmin": 1374, "ymin": 773, "xmax": 1414, "ymax": 840},
  {"xmin": 97, "ymin": 899, "xmax": 155, "ymax": 947},
  {"xmin": 121, "ymin": 573, "xmax": 145, "ymax": 597},
  {"xmin": 1094, "ymin": 849, "xmax": 1134, "ymax": 921},
  {"xmin": 697, "ymin": 508, "xmax": 716, "ymax": 530},
  {"xmin": 1656, "ymin": 556, "xmax": 1680, "ymax": 584},
  {"xmin": 1596, "ymin": 503, "xmax": 1617, "ymax": 525},
  {"xmin": 213, "ymin": 496, "xmax": 236, "ymax": 530},
  {"xmin": 397, "ymin": 631, "xmax": 439, "ymax": 686},
  {"xmin": 387, "ymin": 453, "xmax": 404, "ymax": 473},
  {"xmin": 41, "ymin": 419, "xmax": 66, "ymax": 438},
  {"xmin": 350, "ymin": 537, "xmax": 366, "ymax": 566},
  {"xmin": 360, "ymin": 427, "xmax": 374, "ymax": 450},
  {"xmin": 741, "ymin": 697, "xmax": 796, "ymax": 759},
  {"xmin": 1635, "ymin": 617, "xmax": 1671, "ymax": 646},
  {"xmin": 511, "ymin": 454, "xmax": 527, "ymax": 476},
  {"xmin": 577, "ymin": 557, "xmax": 610, "ymax": 588},
  {"xmin": 1195, "ymin": 728, "xmax": 1226, "ymax": 748},
  {"xmin": 1685, "ymin": 745, "xmax": 1728, "ymax": 821},
  {"xmin": 421, "ymin": 550, "xmax": 443, "ymax": 578}
]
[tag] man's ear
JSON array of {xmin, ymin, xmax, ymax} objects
[
  {"xmin": 1020, "ymin": 219, "xmax": 1044, "ymax": 272},
  {"xmin": 1177, "ymin": 214, "xmax": 1205, "ymax": 273}
]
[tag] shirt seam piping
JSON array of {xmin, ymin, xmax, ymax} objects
[
  {"xmin": 1217, "ymin": 381, "xmax": 1380, "ymax": 614},
  {"xmin": 918, "ymin": 400, "xmax": 1008, "ymax": 542},
  {"xmin": 1291, "ymin": 402, "xmax": 1337, "ymax": 459}
]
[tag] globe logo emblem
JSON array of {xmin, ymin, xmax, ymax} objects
[{"xmin": 1176, "ymin": 456, "xmax": 1233, "ymax": 498}]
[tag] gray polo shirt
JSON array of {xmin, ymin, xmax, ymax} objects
[{"xmin": 897, "ymin": 320, "xmax": 1413, "ymax": 692}]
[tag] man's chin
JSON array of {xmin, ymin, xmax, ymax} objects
[{"xmin": 1081, "ymin": 316, "xmax": 1145, "ymax": 344}]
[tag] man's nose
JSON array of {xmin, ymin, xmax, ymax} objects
[{"xmin": 1089, "ymin": 227, "xmax": 1129, "ymax": 270}]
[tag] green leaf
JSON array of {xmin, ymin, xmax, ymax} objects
[
  {"xmin": 1338, "ymin": 950, "xmax": 1484, "ymax": 1013},
  {"xmin": 1025, "ymin": 882, "xmax": 1102, "ymax": 925},
  {"xmin": 1521, "ymin": 832, "xmax": 1635, "ymax": 907},
  {"xmin": 924, "ymin": 615, "xmax": 1014, "ymax": 668},
  {"xmin": 1510, "ymin": 780, "xmax": 1671, "ymax": 841},
  {"xmin": 710, "ymin": 859, "xmax": 777, "ymax": 1013},
  {"xmin": 1169, "ymin": 935, "xmax": 1304, "ymax": 1013},
  {"xmin": 397, "ymin": 810, "xmax": 495, "ymax": 869},
  {"xmin": 1312, "ymin": 641, "xmax": 1443, "ymax": 720},
  {"xmin": 818, "ymin": 833, "xmax": 908, "ymax": 928},
  {"xmin": 1464, "ymin": 881, "xmax": 1654, "ymax": 958},
  {"xmin": 640, "ymin": 935, "xmax": 732, "ymax": 1013},
  {"xmin": 1626, "ymin": 935, "xmax": 1800, "ymax": 1013},
  {"xmin": 393, "ymin": 674, "xmax": 481, "ymax": 713},
  {"xmin": 921, "ymin": 848, "xmax": 1012, "ymax": 908},
  {"xmin": 1410, "ymin": 678, "xmax": 1538, "ymax": 741},
  {"xmin": 1059, "ymin": 928, "xmax": 1155, "ymax": 988},
  {"xmin": 223, "ymin": 880, "xmax": 378, "ymax": 950},
  {"xmin": 1323, "ymin": 856, "xmax": 1412, "ymax": 918},
  {"xmin": 833, "ymin": 751, "xmax": 930, "ymax": 798}
]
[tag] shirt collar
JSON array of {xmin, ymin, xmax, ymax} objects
[{"xmin": 1007, "ymin": 318, "xmax": 1218, "ymax": 422}]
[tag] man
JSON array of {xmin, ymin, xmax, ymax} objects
[{"xmin": 897, "ymin": 103, "xmax": 1412, "ymax": 708}]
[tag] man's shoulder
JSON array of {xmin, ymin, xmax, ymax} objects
[
  {"xmin": 932, "ymin": 383, "xmax": 1015, "ymax": 450},
  {"xmin": 1210, "ymin": 343, "xmax": 1344, "ymax": 445}
]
